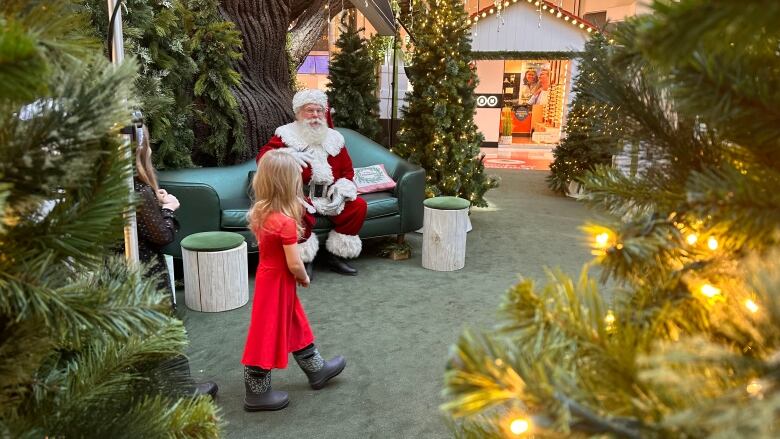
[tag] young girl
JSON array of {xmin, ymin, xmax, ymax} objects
[{"xmin": 242, "ymin": 150, "xmax": 346, "ymax": 412}]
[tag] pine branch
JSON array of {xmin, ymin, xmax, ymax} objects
[
  {"xmin": 447, "ymin": 1, "xmax": 780, "ymax": 436},
  {"xmin": 1, "ymin": 4, "xmax": 221, "ymax": 434},
  {"xmin": 555, "ymin": 392, "xmax": 642, "ymax": 439}
]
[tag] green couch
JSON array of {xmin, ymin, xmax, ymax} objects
[{"xmin": 157, "ymin": 128, "xmax": 425, "ymax": 258}]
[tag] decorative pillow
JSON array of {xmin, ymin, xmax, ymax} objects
[{"xmin": 353, "ymin": 164, "xmax": 396, "ymax": 194}]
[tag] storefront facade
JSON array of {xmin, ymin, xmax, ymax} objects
[{"xmin": 469, "ymin": 1, "xmax": 596, "ymax": 147}]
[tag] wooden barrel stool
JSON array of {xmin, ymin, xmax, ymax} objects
[
  {"xmin": 181, "ymin": 231, "xmax": 248, "ymax": 312},
  {"xmin": 422, "ymin": 196, "xmax": 471, "ymax": 271}
]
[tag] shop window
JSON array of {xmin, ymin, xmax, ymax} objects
[
  {"xmin": 298, "ymin": 55, "xmax": 330, "ymax": 75},
  {"xmin": 583, "ymin": 11, "xmax": 607, "ymax": 29},
  {"xmin": 498, "ymin": 60, "xmax": 570, "ymax": 144}
]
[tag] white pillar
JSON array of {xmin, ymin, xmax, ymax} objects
[{"xmin": 107, "ymin": 0, "xmax": 139, "ymax": 264}]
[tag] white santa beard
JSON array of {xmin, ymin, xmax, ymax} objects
[{"xmin": 296, "ymin": 118, "xmax": 328, "ymax": 146}]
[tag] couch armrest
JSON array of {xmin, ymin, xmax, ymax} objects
[
  {"xmin": 392, "ymin": 161, "xmax": 425, "ymax": 233},
  {"xmin": 157, "ymin": 182, "xmax": 221, "ymax": 258}
]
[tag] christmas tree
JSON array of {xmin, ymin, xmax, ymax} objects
[
  {"xmin": 81, "ymin": 0, "xmax": 245, "ymax": 168},
  {"xmin": 394, "ymin": 0, "xmax": 498, "ymax": 207},
  {"xmin": 547, "ymin": 36, "xmax": 624, "ymax": 195},
  {"xmin": 443, "ymin": 0, "xmax": 780, "ymax": 436},
  {"xmin": 0, "ymin": 1, "xmax": 220, "ymax": 436},
  {"xmin": 327, "ymin": 10, "xmax": 381, "ymax": 142}
]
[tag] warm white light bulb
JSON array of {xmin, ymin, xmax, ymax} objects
[
  {"xmin": 746, "ymin": 379, "xmax": 763, "ymax": 396},
  {"xmin": 700, "ymin": 284, "xmax": 721, "ymax": 298},
  {"xmin": 686, "ymin": 233, "xmax": 698, "ymax": 245},
  {"xmin": 604, "ymin": 310, "xmax": 616, "ymax": 331},
  {"xmin": 745, "ymin": 299, "xmax": 759, "ymax": 313},
  {"xmin": 595, "ymin": 232, "xmax": 610, "ymax": 248},
  {"xmin": 707, "ymin": 236, "xmax": 718, "ymax": 250},
  {"xmin": 510, "ymin": 418, "xmax": 530, "ymax": 435}
]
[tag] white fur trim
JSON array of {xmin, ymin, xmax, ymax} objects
[
  {"xmin": 299, "ymin": 234, "xmax": 319, "ymax": 263},
  {"xmin": 331, "ymin": 178, "xmax": 358, "ymax": 201},
  {"xmin": 300, "ymin": 198, "xmax": 316, "ymax": 214},
  {"xmin": 311, "ymin": 197, "xmax": 345, "ymax": 216},
  {"xmin": 293, "ymin": 89, "xmax": 328, "ymax": 114},
  {"xmin": 275, "ymin": 122, "xmax": 344, "ymax": 157},
  {"xmin": 276, "ymin": 122, "xmax": 344, "ymax": 186},
  {"xmin": 326, "ymin": 230, "xmax": 362, "ymax": 259},
  {"xmin": 307, "ymin": 145, "xmax": 334, "ymax": 185}
]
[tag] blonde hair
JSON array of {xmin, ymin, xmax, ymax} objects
[
  {"xmin": 248, "ymin": 150, "xmax": 304, "ymax": 236},
  {"xmin": 135, "ymin": 125, "xmax": 159, "ymax": 193}
]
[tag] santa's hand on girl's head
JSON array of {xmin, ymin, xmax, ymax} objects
[{"xmin": 280, "ymin": 148, "xmax": 313, "ymax": 171}]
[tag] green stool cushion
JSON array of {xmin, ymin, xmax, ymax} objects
[
  {"xmin": 423, "ymin": 196, "xmax": 470, "ymax": 210},
  {"xmin": 181, "ymin": 231, "xmax": 245, "ymax": 252}
]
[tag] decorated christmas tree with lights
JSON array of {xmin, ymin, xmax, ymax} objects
[
  {"xmin": 444, "ymin": 0, "xmax": 780, "ymax": 437},
  {"xmin": 1, "ymin": 1, "xmax": 220, "ymax": 435},
  {"xmin": 327, "ymin": 10, "xmax": 381, "ymax": 141},
  {"xmin": 547, "ymin": 36, "xmax": 623, "ymax": 195},
  {"xmin": 394, "ymin": 0, "xmax": 498, "ymax": 206}
]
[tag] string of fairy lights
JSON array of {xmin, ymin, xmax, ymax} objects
[
  {"xmin": 496, "ymin": 224, "xmax": 764, "ymax": 436},
  {"xmin": 467, "ymin": 0, "xmax": 599, "ymax": 34}
]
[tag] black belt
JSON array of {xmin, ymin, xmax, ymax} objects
[{"xmin": 304, "ymin": 183, "xmax": 329, "ymax": 198}]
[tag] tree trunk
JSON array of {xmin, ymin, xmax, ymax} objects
[
  {"xmin": 289, "ymin": 0, "xmax": 329, "ymax": 68},
  {"xmin": 219, "ymin": 0, "xmax": 296, "ymax": 162},
  {"xmin": 218, "ymin": 0, "xmax": 347, "ymax": 163},
  {"xmin": 289, "ymin": 0, "xmax": 347, "ymax": 68}
]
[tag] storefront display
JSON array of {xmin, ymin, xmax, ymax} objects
[{"xmin": 497, "ymin": 59, "xmax": 569, "ymax": 145}]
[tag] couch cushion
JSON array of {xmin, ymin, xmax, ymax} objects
[
  {"xmin": 221, "ymin": 197, "xmax": 251, "ymax": 229},
  {"xmin": 221, "ymin": 193, "xmax": 398, "ymax": 231},
  {"xmin": 362, "ymin": 192, "xmax": 398, "ymax": 219}
]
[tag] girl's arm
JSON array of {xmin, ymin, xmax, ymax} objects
[
  {"xmin": 283, "ymin": 243, "xmax": 310, "ymax": 287},
  {"xmin": 136, "ymin": 185, "xmax": 176, "ymax": 246}
]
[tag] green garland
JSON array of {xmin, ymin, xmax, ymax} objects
[{"xmin": 472, "ymin": 51, "xmax": 581, "ymax": 60}]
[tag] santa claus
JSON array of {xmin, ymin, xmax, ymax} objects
[{"xmin": 256, "ymin": 89, "xmax": 367, "ymax": 278}]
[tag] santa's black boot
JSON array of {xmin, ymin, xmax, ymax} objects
[
  {"xmin": 326, "ymin": 252, "xmax": 357, "ymax": 275},
  {"xmin": 293, "ymin": 344, "xmax": 346, "ymax": 390},
  {"xmin": 243, "ymin": 367, "xmax": 289, "ymax": 411}
]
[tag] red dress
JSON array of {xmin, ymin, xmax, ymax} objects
[{"xmin": 241, "ymin": 213, "xmax": 314, "ymax": 369}]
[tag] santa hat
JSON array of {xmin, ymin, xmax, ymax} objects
[
  {"xmin": 292, "ymin": 88, "xmax": 335, "ymax": 128},
  {"xmin": 292, "ymin": 89, "xmax": 328, "ymax": 114},
  {"xmin": 326, "ymin": 105, "xmax": 334, "ymax": 128}
]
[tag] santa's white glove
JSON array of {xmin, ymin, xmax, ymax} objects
[
  {"xmin": 321, "ymin": 192, "xmax": 345, "ymax": 216},
  {"xmin": 299, "ymin": 198, "xmax": 316, "ymax": 214},
  {"xmin": 281, "ymin": 148, "xmax": 314, "ymax": 171},
  {"xmin": 326, "ymin": 184, "xmax": 340, "ymax": 199}
]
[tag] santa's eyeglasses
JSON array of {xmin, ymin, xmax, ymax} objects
[{"xmin": 301, "ymin": 107, "xmax": 325, "ymax": 115}]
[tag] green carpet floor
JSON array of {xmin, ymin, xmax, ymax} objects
[{"xmin": 178, "ymin": 169, "xmax": 592, "ymax": 438}]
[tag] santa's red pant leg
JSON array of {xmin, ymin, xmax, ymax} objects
[
  {"xmin": 297, "ymin": 198, "xmax": 367, "ymax": 262},
  {"xmin": 326, "ymin": 198, "xmax": 367, "ymax": 258}
]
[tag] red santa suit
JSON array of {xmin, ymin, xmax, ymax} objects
[{"xmin": 256, "ymin": 121, "xmax": 367, "ymax": 263}]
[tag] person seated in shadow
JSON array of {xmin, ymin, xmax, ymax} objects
[{"xmin": 126, "ymin": 125, "xmax": 219, "ymax": 398}]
